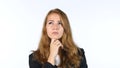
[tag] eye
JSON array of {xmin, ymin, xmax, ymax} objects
[
  {"xmin": 58, "ymin": 22, "xmax": 62, "ymax": 25},
  {"xmin": 48, "ymin": 22, "xmax": 53, "ymax": 24}
]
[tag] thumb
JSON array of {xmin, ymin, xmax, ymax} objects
[{"xmin": 51, "ymin": 38, "xmax": 56, "ymax": 43}]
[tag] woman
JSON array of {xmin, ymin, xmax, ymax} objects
[{"xmin": 29, "ymin": 8, "xmax": 88, "ymax": 68}]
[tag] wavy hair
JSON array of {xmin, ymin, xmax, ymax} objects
[{"xmin": 33, "ymin": 8, "xmax": 82, "ymax": 68}]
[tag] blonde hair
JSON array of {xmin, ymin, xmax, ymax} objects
[{"xmin": 34, "ymin": 8, "xmax": 82, "ymax": 68}]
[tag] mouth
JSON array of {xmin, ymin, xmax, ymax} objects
[{"xmin": 52, "ymin": 32, "xmax": 59, "ymax": 34}]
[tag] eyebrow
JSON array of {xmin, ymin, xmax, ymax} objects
[
  {"xmin": 47, "ymin": 20, "xmax": 61, "ymax": 23},
  {"xmin": 47, "ymin": 20, "xmax": 54, "ymax": 22}
]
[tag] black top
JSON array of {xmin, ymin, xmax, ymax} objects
[{"xmin": 29, "ymin": 48, "xmax": 88, "ymax": 68}]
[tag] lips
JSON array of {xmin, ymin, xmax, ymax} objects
[{"xmin": 52, "ymin": 32, "xmax": 58, "ymax": 34}]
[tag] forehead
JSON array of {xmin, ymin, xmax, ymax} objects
[{"xmin": 47, "ymin": 13, "xmax": 61, "ymax": 20}]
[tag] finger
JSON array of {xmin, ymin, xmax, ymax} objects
[
  {"xmin": 53, "ymin": 40, "xmax": 59, "ymax": 45},
  {"xmin": 54, "ymin": 40, "xmax": 62, "ymax": 47},
  {"xmin": 56, "ymin": 41, "xmax": 63, "ymax": 49},
  {"xmin": 59, "ymin": 43, "xmax": 63, "ymax": 48},
  {"xmin": 51, "ymin": 39, "xmax": 56, "ymax": 44},
  {"xmin": 61, "ymin": 44, "xmax": 63, "ymax": 49},
  {"xmin": 57, "ymin": 44, "xmax": 62, "ymax": 49}
]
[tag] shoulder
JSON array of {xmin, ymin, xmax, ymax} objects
[
  {"xmin": 78, "ymin": 48, "xmax": 88, "ymax": 68},
  {"xmin": 77, "ymin": 48, "xmax": 85, "ymax": 56},
  {"xmin": 29, "ymin": 52, "xmax": 38, "ymax": 63},
  {"xmin": 29, "ymin": 53, "xmax": 56, "ymax": 68},
  {"xmin": 29, "ymin": 53, "xmax": 33, "ymax": 57},
  {"xmin": 29, "ymin": 51, "xmax": 40, "ymax": 61},
  {"xmin": 29, "ymin": 53, "xmax": 35, "ymax": 62},
  {"xmin": 29, "ymin": 53, "xmax": 43, "ymax": 68},
  {"xmin": 29, "ymin": 53, "xmax": 33, "ymax": 59},
  {"xmin": 80, "ymin": 48, "xmax": 85, "ymax": 55}
]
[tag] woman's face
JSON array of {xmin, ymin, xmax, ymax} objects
[{"xmin": 46, "ymin": 13, "xmax": 64, "ymax": 40}]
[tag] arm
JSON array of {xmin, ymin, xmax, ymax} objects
[
  {"xmin": 29, "ymin": 39, "xmax": 62, "ymax": 68},
  {"xmin": 29, "ymin": 53, "xmax": 56, "ymax": 68},
  {"xmin": 80, "ymin": 48, "xmax": 88, "ymax": 68}
]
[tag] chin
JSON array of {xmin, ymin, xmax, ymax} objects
[
  {"xmin": 53, "ymin": 38, "xmax": 59, "ymax": 40},
  {"xmin": 51, "ymin": 37, "xmax": 61, "ymax": 40}
]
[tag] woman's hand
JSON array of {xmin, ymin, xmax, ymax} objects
[{"xmin": 47, "ymin": 39, "xmax": 63, "ymax": 65}]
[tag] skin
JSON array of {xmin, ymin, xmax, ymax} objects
[
  {"xmin": 46, "ymin": 13, "xmax": 64, "ymax": 40},
  {"xmin": 46, "ymin": 13, "xmax": 64, "ymax": 65}
]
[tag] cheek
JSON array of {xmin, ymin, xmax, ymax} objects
[
  {"xmin": 46, "ymin": 26, "xmax": 51, "ymax": 35},
  {"xmin": 46, "ymin": 27, "xmax": 51, "ymax": 35},
  {"xmin": 60, "ymin": 28, "xmax": 64, "ymax": 36}
]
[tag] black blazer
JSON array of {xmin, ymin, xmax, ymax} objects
[{"xmin": 29, "ymin": 48, "xmax": 88, "ymax": 68}]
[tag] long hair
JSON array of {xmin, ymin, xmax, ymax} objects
[{"xmin": 33, "ymin": 8, "xmax": 82, "ymax": 68}]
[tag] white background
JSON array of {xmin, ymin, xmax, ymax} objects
[{"xmin": 0, "ymin": 0, "xmax": 120, "ymax": 68}]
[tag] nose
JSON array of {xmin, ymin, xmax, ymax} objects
[{"xmin": 53, "ymin": 24, "xmax": 59, "ymax": 30}]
